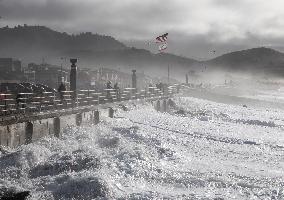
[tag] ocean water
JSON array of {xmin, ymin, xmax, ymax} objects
[
  {"xmin": 0, "ymin": 97, "xmax": 283, "ymax": 199},
  {"xmin": 242, "ymin": 87, "xmax": 284, "ymax": 103}
]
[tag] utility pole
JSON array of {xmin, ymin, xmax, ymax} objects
[
  {"xmin": 58, "ymin": 57, "xmax": 63, "ymax": 87},
  {"xmin": 132, "ymin": 70, "xmax": 137, "ymax": 89},
  {"xmin": 186, "ymin": 74, "xmax": 189, "ymax": 84}
]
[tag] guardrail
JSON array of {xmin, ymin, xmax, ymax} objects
[{"xmin": 0, "ymin": 85, "xmax": 179, "ymax": 116}]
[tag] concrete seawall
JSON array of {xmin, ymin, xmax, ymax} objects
[
  {"xmin": 0, "ymin": 111, "xmax": 91, "ymax": 147},
  {"xmin": 0, "ymin": 98, "xmax": 169, "ymax": 148}
]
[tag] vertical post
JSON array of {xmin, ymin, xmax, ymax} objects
[
  {"xmin": 156, "ymin": 100, "xmax": 161, "ymax": 111},
  {"xmin": 109, "ymin": 107, "xmax": 114, "ymax": 118},
  {"xmin": 4, "ymin": 95, "xmax": 7, "ymax": 116},
  {"xmin": 87, "ymin": 89, "xmax": 90, "ymax": 105},
  {"xmin": 132, "ymin": 70, "xmax": 137, "ymax": 89},
  {"xmin": 53, "ymin": 117, "xmax": 60, "ymax": 138},
  {"xmin": 76, "ymin": 113, "xmax": 82, "ymax": 126},
  {"xmin": 70, "ymin": 58, "xmax": 78, "ymax": 102},
  {"xmin": 94, "ymin": 110, "xmax": 100, "ymax": 124},
  {"xmin": 132, "ymin": 70, "xmax": 137, "ymax": 99},
  {"xmin": 25, "ymin": 122, "xmax": 33, "ymax": 144},
  {"xmin": 168, "ymin": 65, "xmax": 170, "ymax": 84},
  {"xmin": 186, "ymin": 74, "xmax": 189, "ymax": 84},
  {"xmin": 162, "ymin": 99, "xmax": 167, "ymax": 112}
]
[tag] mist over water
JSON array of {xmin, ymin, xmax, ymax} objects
[{"xmin": 0, "ymin": 96, "xmax": 283, "ymax": 199}]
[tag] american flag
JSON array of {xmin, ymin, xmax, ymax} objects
[
  {"xmin": 156, "ymin": 33, "xmax": 168, "ymax": 43},
  {"xmin": 159, "ymin": 43, "xmax": 168, "ymax": 52}
]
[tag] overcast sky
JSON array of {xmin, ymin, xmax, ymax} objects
[{"xmin": 1, "ymin": 0, "xmax": 284, "ymax": 59}]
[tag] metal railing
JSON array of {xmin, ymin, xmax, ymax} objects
[{"xmin": 0, "ymin": 85, "xmax": 178, "ymax": 116}]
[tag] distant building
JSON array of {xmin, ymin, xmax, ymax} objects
[
  {"xmin": 89, "ymin": 68, "xmax": 131, "ymax": 90},
  {"xmin": 0, "ymin": 58, "xmax": 22, "ymax": 72},
  {"xmin": 89, "ymin": 67, "xmax": 150, "ymax": 90},
  {"xmin": 23, "ymin": 69, "xmax": 36, "ymax": 83}
]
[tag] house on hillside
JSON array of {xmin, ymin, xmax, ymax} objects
[
  {"xmin": 0, "ymin": 58, "xmax": 24, "ymax": 83},
  {"xmin": 27, "ymin": 63, "xmax": 69, "ymax": 89}
]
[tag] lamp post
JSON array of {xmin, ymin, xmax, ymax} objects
[{"xmin": 70, "ymin": 58, "xmax": 78, "ymax": 101}]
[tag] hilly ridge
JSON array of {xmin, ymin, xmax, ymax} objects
[
  {"xmin": 0, "ymin": 25, "xmax": 126, "ymax": 59},
  {"xmin": 0, "ymin": 25, "xmax": 284, "ymax": 77},
  {"xmin": 0, "ymin": 25, "xmax": 199, "ymax": 78},
  {"xmin": 206, "ymin": 47, "xmax": 284, "ymax": 74}
]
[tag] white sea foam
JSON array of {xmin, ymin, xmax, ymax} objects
[{"xmin": 0, "ymin": 97, "xmax": 283, "ymax": 199}]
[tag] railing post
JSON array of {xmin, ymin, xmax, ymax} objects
[
  {"xmin": 53, "ymin": 92, "xmax": 56, "ymax": 110},
  {"xmin": 4, "ymin": 95, "xmax": 7, "ymax": 116},
  {"xmin": 54, "ymin": 117, "xmax": 60, "ymax": 137},
  {"xmin": 144, "ymin": 88, "xmax": 147, "ymax": 98},
  {"xmin": 162, "ymin": 99, "xmax": 167, "ymax": 112},
  {"xmin": 76, "ymin": 113, "xmax": 82, "ymax": 126},
  {"xmin": 109, "ymin": 107, "xmax": 114, "ymax": 118},
  {"xmin": 94, "ymin": 110, "xmax": 100, "ymax": 124},
  {"xmin": 87, "ymin": 89, "xmax": 90, "ymax": 105},
  {"xmin": 25, "ymin": 121, "xmax": 33, "ymax": 144},
  {"xmin": 156, "ymin": 100, "xmax": 161, "ymax": 111}
]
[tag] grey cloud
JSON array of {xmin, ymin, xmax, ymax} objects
[{"xmin": 0, "ymin": 0, "xmax": 284, "ymax": 58}]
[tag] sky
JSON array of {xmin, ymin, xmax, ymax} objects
[{"xmin": 1, "ymin": 0, "xmax": 284, "ymax": 59}]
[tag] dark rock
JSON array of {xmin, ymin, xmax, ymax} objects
[
  {"xmin": 53, "ymin": 176, "xmax": 110, "ymax": 200},
  {"xmin": 0, "ymin": 190, "xmax": 30, "ymax": 200},
  {"xmin": 119, "ymin": 104, "xmax": 128, "ymax": 111},
  {"xmin": 168, "ymin": 99, "xmax": 177, "ymax": 108},
  {"xmin": 175, "ymin": 109, "xmax": 186, "ymax": 115},
  {"xmin": 29, "ymin": 152, "xmax": 101, "ymax": 178}
]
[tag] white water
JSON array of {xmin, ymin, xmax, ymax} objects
[
  {"xmin": 0, "ymin": 96, "xmax": 284, "ymax": 199},
  {"xmin": 242, "ymin": 87, "xmax": 284, "ymax": 103}
]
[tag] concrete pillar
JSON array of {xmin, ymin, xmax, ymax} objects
[
  {"xmin": 109, "ymin": 107, "xmax": 114, "ymax": 118},
  {"xmin": 156, "ymin": 100, "xmax": 161, "ymax": 111},
  {"xmin": 162, "ymin": 99, "xmax": 167, "ymax": 112},
  {"xmin": 53, "ymin": 117, "xmax": 60, "ymax": 138},
  {"xmin": 76, "ymin": 113, "xmax": 82, "ymax": 126},
  {"xmin": 94, "ymin": 110, "xmax": 100, "ymax": 124},
  {"xmin": 70, "ymin": 58, "xmax": 78, "ymax": 101},
  {"xmin": 25, "ymin": 122, "xmax": 33, "ymax": 144}
]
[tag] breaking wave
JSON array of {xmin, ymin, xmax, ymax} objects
[{"xmin": 0, "ymin": 97, "xmax": 283, "ymax": 199}]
